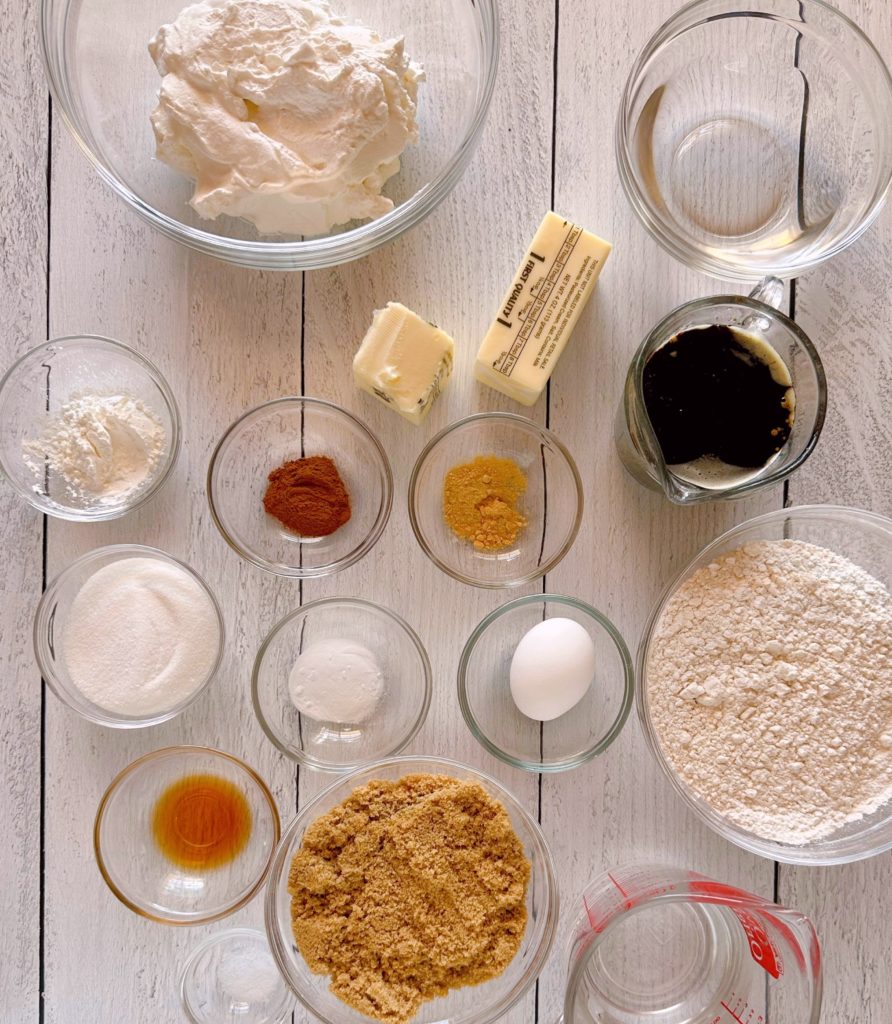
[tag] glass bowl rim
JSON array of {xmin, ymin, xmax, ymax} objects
[
  {"xmin": 207, "ymin": 396, "xmax": 394, "ymax": 578},
  {"xmin": 457, "ymin": 592, "xmax": 636, "ymax": 772},
  {"xmin": 0, "ymin": 334, "xmax": 182, "ymax": 521},
  {"xmin": 251, "ymin": 596, "xmax": 434, "ymax": 771},
  {"xmin": 34, "ymin": 542, "xmax": 225, "ymax": 728},
  {"xmin": 38, "ymin": 0, "xmax": 500, "ymax": 271},
  {"xmin": 623, "ymin": 294, "xmax": 828, "ymax": 504},
  {"xmin": 614, "ymin": 0, "xmax": 892, "ymax": 282},
  {"xmin": 93, "ymin": 744, "xmax": 282, "ymax": 925},
  {"xmin": 637, "ymin": 503, "xmax": 892, "ymax": 865},
  {"xmin": 407, "ymin": 411, "xmax": 585, "ymax": 589},
  {"xmin": 264, "ymin": 753, "xmax": 559, "ymax": 1024}
]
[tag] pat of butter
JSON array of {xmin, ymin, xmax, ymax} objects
[
  {"xmin": 353, "ymin": 302, "xmax": 455, "ymax": 424},
  {"xmin": 475, "ymin": 212, "xmax": 611, "ymax": 405}
]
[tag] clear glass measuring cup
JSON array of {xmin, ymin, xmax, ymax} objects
[
  {"xmin": 614, "ymin": 278, "xmax": 826, "ymax": 504},
  {"xmin": 564, "ymin": 864, "xmax": 822, "ymax": 1024}
]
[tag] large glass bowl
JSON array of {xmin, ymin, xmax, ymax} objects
[
  {"xmin": 616, "ymin": 0, "xmax": 892, "ymax": 280},
  {"xmin": 638, "ymin": 505, "xmax": 892, "ymax": 865},
  {"xmin": 265, "ymin": 756, "xmax": 558, "ymax": 1024},
  {"xmin": 40, "ymin": 0, "xmax": 499, "ymax": 269}
]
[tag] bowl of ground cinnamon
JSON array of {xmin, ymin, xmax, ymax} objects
[
  {"xmin": 408, "ymin": 413, "xmax": 584, "ymax": 588},
  {"xmin": 264, "ymin": 756, "xmax": 558, "ymax": 1024},
  {"xmin": 208, "ymin": 398, "xmax": 393, "ymax": 578}
]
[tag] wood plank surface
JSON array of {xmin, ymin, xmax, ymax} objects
[
  {"xmin": 0, "ymin": 0, "xmax": 47, "ymax": 1020},
  {"xmin": 0, "ymin": 0, "xmax": 890, "ymax": 1020}
]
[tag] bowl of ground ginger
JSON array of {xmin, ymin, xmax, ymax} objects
[
  {"xmin": 264, "ymin": 756, "xmax": 558, "ymax": 1024},
  {"xmin": 408, "ymin": 413, "xmax": 584, "ymax": 588}
]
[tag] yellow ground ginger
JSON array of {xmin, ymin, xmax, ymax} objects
[
  {"xmin": 443, "ymin": 454, "xmax": 528, "ymax": 551},
  {"xmin": 288, "ymin": 774, "xmax": 531, "ymax": 1024}
]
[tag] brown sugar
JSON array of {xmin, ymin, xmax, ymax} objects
[
  {"xmin": 287, "ymin": 774, "xmax": 531, "ymax": 1024},
  {"xmin": 443, "ymin": 455, "xmax": 527, "ymax": 551}
]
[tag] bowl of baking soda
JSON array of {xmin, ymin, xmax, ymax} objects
[
  {"xmin": 35, "ymin": 544, "xmax": 224, "ymax": 727},
  {"xmin": 640, "ymin": 505, "xmax": 892, "ymax": 865},
  {"xmin": 253, "ymin": 598, "xmax": 432, "ymax": 771},
  {"xmin": 0, "ymin": 336, "xmax": 180, "ymax": 521}
]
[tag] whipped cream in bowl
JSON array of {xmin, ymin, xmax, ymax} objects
[{"xmin": 41, "ymin": 0, "xmax": 498, "ymax": 268}]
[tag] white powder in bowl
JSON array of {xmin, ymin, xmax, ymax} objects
[
  {"xmin": 288, "ymin": 639, "xmax": 384, "ymax": 723},
  {"xmin": 61, "ymin": 556, "xmax": 221, "ymax": 716},
  {"xmin": 648, "ymin": 539, "xmax": 892, "ymax": 845}
]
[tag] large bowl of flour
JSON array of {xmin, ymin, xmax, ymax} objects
[{"xmin": 639, "ymin": 505, "xmax": 892, "ymax": 865}]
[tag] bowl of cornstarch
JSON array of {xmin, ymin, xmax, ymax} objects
[
  {"xmin": 639, "ymin": 505, "xmax": 892, "ymax": 865},
  {"xmin": 35, "ymin": 544, "xmax": 224, "ymax": 727},
  {"xmin": 0, "ymin": 335, "xmax": 180, "ymax": 520}
]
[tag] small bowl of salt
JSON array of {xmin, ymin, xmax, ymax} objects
[{"xmin": 0, "ymin": 335, "xmax": 180, "ymax": 520}]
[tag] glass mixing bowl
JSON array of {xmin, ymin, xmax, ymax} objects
[
  {"xmin": 409, "ymin": 413, "xmax": 583, "ymax": 589},
  {"xmin": 638, "ymin": 505, "xmax": 892, "ymax": 865},
  {"xmin": 253, "ymin": 598, "xmax": 432, "ymax": 771},
  {"xmin": 265, "ymin": 756, "xmax": 558, "ymax": 1024},
  {"xmin": 40, "ymin": 0, "xmax": 499, "ymax": 269},
  {"xmin": 616, "ymin": 0, "xmax": 892, "ymax": 280}
]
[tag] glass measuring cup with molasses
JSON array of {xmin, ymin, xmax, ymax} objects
[{"xmin": 615, "ymin": 278, "xmax": 826, "ymax": 504}]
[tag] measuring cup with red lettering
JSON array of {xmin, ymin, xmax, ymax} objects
[{"xmin": 564, "ymin": 865, "xmax": 821, "ymax": 1024}]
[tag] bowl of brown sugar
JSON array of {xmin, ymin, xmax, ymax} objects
[
  {"xmin": 208, "ymin": 398, "xmax": 393, "ymax": 578},
  {"xmin": 264, "ymin": 756, "xmax": 558, "ymax": 1024},
  {"xmin": 408, "ymin": 413, "xmax": 584, "ymax": 588}
]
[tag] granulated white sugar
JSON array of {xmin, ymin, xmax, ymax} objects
[{"xmin": 648, "ymin": 539, "xmax": 892, "ymax": 844}]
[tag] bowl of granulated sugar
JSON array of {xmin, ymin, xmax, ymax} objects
[{"xmin": 639, "ymin": 505, "xmax": 892, "ymax": 866}]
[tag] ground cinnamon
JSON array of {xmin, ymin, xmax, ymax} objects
[{"xmin": 263, "ymin": 455, "xmax": 351, "ymax": 537}]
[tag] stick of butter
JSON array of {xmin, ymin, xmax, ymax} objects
[
  {"xmin": 353, "ymin": 302, "xmax": 455, "ymax": 424},
  {"xmin": 475, "ymin": 212, "xmax": 611, "ymax": 405}
]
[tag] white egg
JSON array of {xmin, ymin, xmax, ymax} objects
[{"xmin": 509, "ymin": 617, "xmax": 596, "ymax": 721}]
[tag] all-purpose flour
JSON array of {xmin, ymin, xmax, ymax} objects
[
  {"xmin": 648, "ymin": 539, "xmax": 892, "ymax": 844},
  {"xmin": 62, "ymin": 557, "xmax": 221, "ymax": 716}
]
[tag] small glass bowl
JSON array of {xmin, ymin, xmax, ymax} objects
[
  {"xmin": 0, "ymin": 335, "xmax": 180, "ymax": 520},
  {"xmin": 639, "ymin": 505, "xmax": 892, "ymax": 865},
  {"xmin": 265, "ymin": 756, "xmax": 558, "ymax": 1024},
  {"xmin": 95, "ymin": 746, "xmax": 281, "ymax": 925},
  {"xmin": 40, "ymin": 0, "xmax": 499, "ymax": 269},
  {"xmin": 408, "ymin": 413, "xmax": 583, "ymax": 588},
  {"xmin": 616, "ymin": 0, "xmax": 892, "ymax": 280},
  {"xmin": 253, "ymin": 598, "xmax": 432, "ymax": 772},
  {"xmin": 34, "ymin": 544, "xmax": 224, "ymax": 728},
  {"xmin": 180, "ymin": 928, "xmax": 294, "ymax": 1024},
  {"xmin": 458, "ymin": 594, "xmax": 635, "ymax": 772},
  {"xmin": 208, "ymin": 398, "xmax": 392, "ymax": 578}
]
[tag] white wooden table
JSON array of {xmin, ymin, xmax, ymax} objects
[{"xmin": 2, "ymin": 0, "xmax": 891, "ymax": 1021}]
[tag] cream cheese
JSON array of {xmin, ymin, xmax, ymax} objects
[{"xmin": 148, "ymin": 0, "xmax": 423, "ymax": 235}]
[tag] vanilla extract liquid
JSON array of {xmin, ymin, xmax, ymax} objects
[{"xmin": 642, "ymin": 324, "xmax": 795, "ymax": 490}]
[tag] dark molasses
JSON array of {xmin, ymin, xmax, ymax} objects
[{"xmin": 642, "ymin": 324, "xmax": 795, "ymax": 477}]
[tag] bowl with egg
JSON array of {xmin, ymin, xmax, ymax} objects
[
  {"xmin": 458, "ymin": 593, "xmax": 635, "ymax": 771},
  {"xmin": 40, "ymin": 0, "xmax": 499, "ymax": 269}
]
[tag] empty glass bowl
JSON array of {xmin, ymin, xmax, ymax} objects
[
  {"xmin": 265, "ymin": 756, "xmax": 558, "ymax": 1024},
  {"xmin": 458, "ymin": 594, "xmax": 634, "ymax": 772},
  {"xmin": 34, "ymin": 544, "xmax": 224, "ymax": 728},
  {"xmin": 208, "ymin": 398, "xmax": 392, "ymax": 578},
  {"xmin": 40, "ymin": 0, "xmax": 498, "ymax": 269},
  {"xmin": 639, "ymin": 505, "xmax": 892, "ymax": 865},
  {"xmin": 180, "ymin": 929, "xmax": 294, "ymax": 1024},
  {"xmin": 253, "ymin": 598, "xmax": 432, "ymax": 771},
  {"xmin": 409, "ymin": 413, "xmax": 583, "ymax": 588},
  {"xmin": 0, "ymin": 336, "xmax": 180, "ymax": 520},
  {"xmin": 94, "ymin": 746, "xmax": 281, "ymax": 924},
  {"xmin": 617, "ymin": 0, "xmax": 892, "ymax": 279}
]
